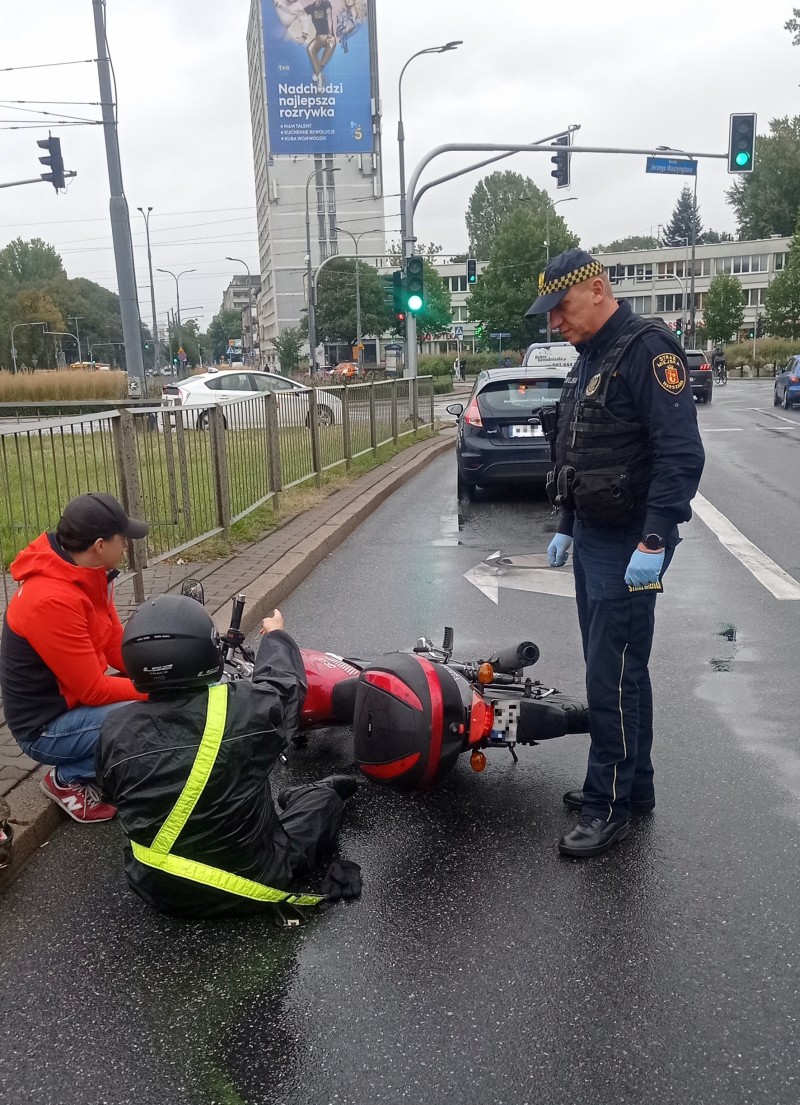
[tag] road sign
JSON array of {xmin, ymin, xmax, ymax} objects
[
  {"xmin": 489, "ymin": 331, "xmax": 512, "ymax": 339},
  {"xmin": 453, "ymin": 325, "xmax": 464, "ymax": 339},
  {"xmin": 645, "ymin": 157, "xmax": 697, "ymax": 176}
]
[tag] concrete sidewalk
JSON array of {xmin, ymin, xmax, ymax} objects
[{"xmin": 0, "ymin": 427, "xmax": 455, "ymax": 886}]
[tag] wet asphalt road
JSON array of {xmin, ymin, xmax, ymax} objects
[{"xmin": 3, "ymin": 380, "xmax": 800, "ymax": 1105}]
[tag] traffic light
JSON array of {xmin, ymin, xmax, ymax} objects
[
  {"xmin": 728, "ymin": 113, "xmax": 756, "ymax": 174},
  {"xmin": 550, "ymin": 133, "xmax": 571, "ymax": 190},
  {"xmin": 38, "ymin": 134, "xmax": 65, "ymax": 191},
  {"xmin": 382, "ymin": 271, "xmax": 396, "ymax": 311},
  {"xmin": 675, "ymin": 318, "xmax": 683, "ymax": 339},
  {"xmin": 467, "ymin": 258, "xmax": 477, "ymax": 284},
  {"xmin": 405, "ymin": 256, "xmax": 424, "ymax": 313},
  {"xmin": 474, "ymin": 323, "xmax": 484, "ymax": 339},
  {"xmin": 392, "ymin": 270, "xmax": 406, "ymax": 321}
]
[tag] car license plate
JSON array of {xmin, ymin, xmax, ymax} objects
[{"xmin": 510, "ymin": 424, "xmax": 542, "ymax": 438}]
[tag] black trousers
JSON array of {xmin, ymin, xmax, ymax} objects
[
  {"xmin": 572, "ymin": 519, "xmax": 674, "ymax": 822},
  {"xmin": 268, "ymin": 782, "xmax": 347, "ymax": 885}
]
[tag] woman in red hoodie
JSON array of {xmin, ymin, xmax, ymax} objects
[{"xmin": 0, "ymin": 493, "xmax": 149, "ymax": 824}]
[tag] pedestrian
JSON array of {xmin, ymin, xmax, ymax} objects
[
  {"xmin": 96, "ymin": 597, "xmax": 359, "ymax": 917},
  {"xmin": 0, "ymin": 493, "xmax": 149, "ymax": 823},
  {"xmin": 526, "ymin": 249, "xmax": 705, "ymax": 858}
]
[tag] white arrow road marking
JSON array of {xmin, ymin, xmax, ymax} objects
[
  {"xmin": 464, "ymin": 552, "xmax": 575, "ymax": 604},
  {"xmin": 692, "ymin": 493, "xmax": 800, "ymax": 600}
]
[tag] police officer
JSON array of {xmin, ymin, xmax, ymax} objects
[
  {"xmin": 526, "ymin": 249, "xmax": 705, "ymax": 858},
  {"xmin": 96, "ymin": 596, "xmax": 358, "ymax": 917}
]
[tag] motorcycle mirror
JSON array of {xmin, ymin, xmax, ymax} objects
[{"xmin": 180, "ymin": 578, "xmax": 205, "ymax": 605}]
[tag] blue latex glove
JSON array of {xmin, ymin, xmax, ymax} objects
[
  {"xmin": 547, "ymin": 534, "xmax": 573, "ymax": 567},
  {"xmin": 624, "ymin": 548, "xmax": 665, "ymax": 586}
]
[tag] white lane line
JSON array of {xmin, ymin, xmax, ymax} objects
[
  {"xmin": 692, "ymin": 493, "xmax": 800, "ymax": 600},
  {"xmin": 750, "ymin": 407, "xmax": 798, "ymax": 425},
  {"xmin": 704, "ymin": 428, "xmax": 743, "ymax": 432}
]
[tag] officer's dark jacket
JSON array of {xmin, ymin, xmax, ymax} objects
[
  {"xmin": 555, "ymin": 300, "xmax": 705, "ymax": 541},
  {"xmin": 95, "ymin": 630, "xmax": 307, "ymax": 917}
]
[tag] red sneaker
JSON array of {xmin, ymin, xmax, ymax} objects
[{"xmin": 39, "ymin": 769, "xmax": 117, "ymax": 823}]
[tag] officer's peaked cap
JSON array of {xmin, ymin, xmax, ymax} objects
[{"xmin": 526, "ymin": 248, "xmax": 604, "ymax": 316}]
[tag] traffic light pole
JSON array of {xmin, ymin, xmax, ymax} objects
[
  {"xmin": 403, "ymin": 140, "xmax": 729, "ymax": 381},
  {"xmin": 0, "ymin": 173, "xmax": 76, "ymax": 190},
  {"xmin": 92, "ymin": 0, "xmax": 145, "ymax": 395}
]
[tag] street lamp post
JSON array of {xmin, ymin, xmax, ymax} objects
[
  {"xmin": 137, "ymin": 207, "xmax": 160, "ymax": 372},
  {"xmin": 305, "ymin": 166, "xmax": 340, "ymax": 374},
  {"xmin": 66, "ymin": 315, "xmax": 85, "ymax": 365},
  {"xmin": 545, "ymin": 196, "xmax": 578, "ymax": 341},
  {"xmin": 334, "ymin": 226, "xmax": 382, "ymax": 369},
  {"xmin": 157, "ymin": 267, "xmax": 195, "ymax": 371},
  {"xmin": 226, "ymin": 256, "xmax": 257, "ymax": 367},
  {"xmin": 10, "ymin": 321, "xmax": 47, "ymax": 373}
]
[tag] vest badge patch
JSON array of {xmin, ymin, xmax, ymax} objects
[
  {"xmin": 585, "ymin": 372, "xmax": 602, "ymax": 397},
  {"xmin": 652, "ymin": 352, "xmax": 686, "ymax": 394}
]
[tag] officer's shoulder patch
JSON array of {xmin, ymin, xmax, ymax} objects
[
  {"xmin": 652, "ymin": 351, "xmax": 686, "ymax": 394},
  {"xmin": 585, "ymin": 372, "xmax": 602, "ymax": 396}
]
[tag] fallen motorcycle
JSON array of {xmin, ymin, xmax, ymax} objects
[{"xmin": 182, "ymin": 579, "xmax": 590, "ymax": 791}]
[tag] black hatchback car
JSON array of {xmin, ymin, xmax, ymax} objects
[
  {"xmin": 447, "ymin": 367, "xmax": 568, "ymax": 497},
  {"xmin": 684, "ymin": 349, "xmax": 713, "ymax": 403}
]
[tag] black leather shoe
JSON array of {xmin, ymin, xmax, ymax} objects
[
  {"xmin": 558, "ymin": 815, "xmax": 630, "ymax": 857},
  {"xmin": 277, "ymin": 774, "xmax": 357, "ymax": 810},
  {"xmin": 562, "ymin": 788, "xmax": 655, "ymax": 815}
]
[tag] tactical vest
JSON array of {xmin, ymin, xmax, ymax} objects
[{"xmin": 555, "ymin": 315, "xmax": 667, "ymax": 525}]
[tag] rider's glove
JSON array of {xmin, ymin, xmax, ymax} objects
[
  {"xmin": 624, "ymin": 548, "xmax": 665, "ymax": 587},
  {"xmin": 547, "ymin": 534, "xmax": 573, "ymax": 567},
  {"xmin": 321, "ymin": 860, "xmax": 362, "ymax": 902}
]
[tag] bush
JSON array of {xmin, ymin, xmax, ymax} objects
[
  {"xmin": 0, "ymin": 369, "xmax": 128, "ymax": 402},
  {"xmin": 461, "ymin": 351, "xmax": 522, "ymax": 376},
  {"xmin": 433, "ymin": 378, "xmax": 453, "ymax": 394},
  {"xmin": 418, "ymin": 355, "xmax": 454, "ymax": 377},
  {"xmin": 724, "ymin": 339, "xmax": 800, "ymax": 375}
]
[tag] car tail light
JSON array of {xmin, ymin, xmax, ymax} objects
[
  {"xmin": 790, "ymin": 376, "xmax": 800, "ymax": 384},
  {"xmin": 699, "ymin": 363, "xmax": 711, "ymax": 372},
  {"xmin": 467, "ymin": 691, "xmax": 494, "ymax": 745},
  {"xmin": 464, "ymin": 398, "xmax": 483, "ymax": 427}
]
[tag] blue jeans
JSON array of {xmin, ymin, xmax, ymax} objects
[
  {"xmin": 572, "ymin": 519, "xmax": 675, "ymax": 821},
  {"xmin": 19, "ymin": 702, "xmax": 136, "ymax": 785}
]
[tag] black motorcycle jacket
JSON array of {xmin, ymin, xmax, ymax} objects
[
  {"xmin": 553, "ymin": 301, "xmax": 705, "ymax": 540},
  {"xmin": 95, "ymin": 630, "xmax": 307, "ymax": 917}
]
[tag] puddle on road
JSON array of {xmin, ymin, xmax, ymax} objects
[
  {"xmin": 432, "ymin": 509, "xmax": 464, "ymax": 546},
  {"xmin": 709, "ymin": 621, "xmax": 738, "ymax": 672}
]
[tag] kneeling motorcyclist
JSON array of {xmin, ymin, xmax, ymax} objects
[{"xmin": 96, "ymin": 595, "xmax": 358, "ymax": 918}]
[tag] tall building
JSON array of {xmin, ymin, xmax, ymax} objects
[{"xmin": 246, "ymin": 0, "xmax": 386, "ymax": 369}]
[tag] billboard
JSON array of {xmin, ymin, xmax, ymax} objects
[{"xmin": 263, "ymin": 0, "xmax": 374, "ymax": 155}]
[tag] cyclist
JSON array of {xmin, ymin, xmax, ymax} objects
[{"xmin": 711, "ymin": 346, "xmax": 728, "ymax": 384}]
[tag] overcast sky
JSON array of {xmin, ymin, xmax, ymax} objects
[{"xmin": 1, "ymin": 0, "xmax": 797, "ymax": 331}]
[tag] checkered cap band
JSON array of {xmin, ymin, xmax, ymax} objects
[{"xmin": 538, "ymin": 260, "xmax": 603, "ymax": 298}]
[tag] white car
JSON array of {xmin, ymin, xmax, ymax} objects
[{"xmin": 161, "ymin": 369, "xmax": 342, "ymax": 430}]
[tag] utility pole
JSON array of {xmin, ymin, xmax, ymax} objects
[
  {"xmin": 137, "ymin": 207, "xmax": 160, "ymax": 372},
  {"xmin": 92, "ymin": 0, "xmax": 145, "ymax": 394}
]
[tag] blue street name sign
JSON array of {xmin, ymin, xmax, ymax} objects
[
  {"xmin": 489, "ymin": 331, "xmax": 512, "ymax": 339},
  {"xmin": 645, "ymin": 156, "xmax": 697, "ymax": 176}
]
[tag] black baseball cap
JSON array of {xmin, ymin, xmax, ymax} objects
[
  {"xmin": 525, "ymin": 248, "xmax": 605, "ymax": 316},
  {"xmin": 59, "ymin": 493, "xmax": 149, "ymax": 542}
]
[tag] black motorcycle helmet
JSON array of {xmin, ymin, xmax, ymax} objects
[{"xmin": 122, "ymin": 594, "xmax": 224, "ymax": 694}]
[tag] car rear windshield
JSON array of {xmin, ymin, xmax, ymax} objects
[
  {"xmin": 684, "ymin": 353, "xmax": 706, "ymax": 369},
  {"xmin": 477, "ymin": 378, "xmax": 564, "ymax": 413}
]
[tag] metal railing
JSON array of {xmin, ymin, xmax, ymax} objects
[{"xmin": 0, "ymin": 377, "xmax": 434, "ymax": 606}]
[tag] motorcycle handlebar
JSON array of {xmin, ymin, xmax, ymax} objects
[{"xmin": 229, "ymin": 593, "xmax": 246, "ymax": 633}]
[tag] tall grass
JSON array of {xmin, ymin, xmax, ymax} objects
[{"xmin": 0, "ymin": 370, "xmax": 128, "ymax": 402}]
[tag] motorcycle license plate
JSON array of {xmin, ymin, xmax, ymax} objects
[{"xmin": 510, "ymin": 424, "xmax": 542, "ymax": 438}]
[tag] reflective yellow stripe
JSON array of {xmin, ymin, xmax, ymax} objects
[
  {"xmin": 149, "ymin": 684, "xmax": 229, "ymax": 855},
  {"xmin": 130, "ymin": 841, "xmax": 322, "ymax": 906},
  {"xmin": 132, "ymin": 682, "xmax": 321, "ymax": 908}
]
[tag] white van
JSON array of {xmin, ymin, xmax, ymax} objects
[{"xmin": 522, "ymin": 341, "xmax": 578, "ymax": 371}]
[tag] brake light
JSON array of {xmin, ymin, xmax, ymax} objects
[
  {"xmin": 464, "ymin": 398, "xmax": 483, "ymax": 427},
  {"xmin": 790, "ymin": 376, "xmax": 800, "ymax": 384},
  {"xmin": 467, "ymin": 692, "xmax": 494, "ymax": 745},
  {"xmin": 363, "ymin": 670, "xmax": 423, "ymax": 712},
  {"xmin": 699, "ymin": 363, "xmax": 711, "ymax": 372}
]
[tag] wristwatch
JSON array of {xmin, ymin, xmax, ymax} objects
[{"xmin": 642, "ymin": 533, "xmax": 664, "ymax": 551}]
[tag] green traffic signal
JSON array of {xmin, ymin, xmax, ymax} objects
[
  {"xmin": 407, "ymin": 293, "xmax": 423, "ymax": 312},
  {"xmin": 405, "ymin": 256, "xmax": 424, "ymax": 314},
  {"xmin": 735, "ymin": 151, "xmax": 751, "ymax": 167},
  {"xmin": 728, "ymin": 113, "xmax": 756, "ymax": 174}
]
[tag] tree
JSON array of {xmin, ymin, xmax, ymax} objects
[
  {"xmin": 466, "ymin": 206, "xmax": 579, "ymax": 350},
  {"xmin": 269, "ymin": 327, "xmax": 304, "ymax": 373},
  {"xmin": 7, "ymin": 289, "xmax": 65, "ymax": 368},
  {"xmin": 786, "ymin": 7, "xmax": 800, "ymax": 44},
  {"xmin": 465, "ymin": 171, "xmax": 548, "ymax": 259},
  {"xmin": 726, "ymin": 116, "xmax": 800, "ymax": 239},
  {"xmin": 591, "ymin": 235, "xmax": 659, "ymax": 253},
  {"xmin": 765, "ymin": 267, "xmax": 800, "ymax": 339},
  {"xmin": 702, "ymin": 274, "xmax": 745, "ymax": 344},
  {"xmin": 661, "ymin": 186, "xmax": 703, "ymax": 247},
  {"xmin": 206, "ymin": 310, "xmax": 243, "ymax": 361},
  {"xmin": 702, "ymin": 229, "xmax": 734, "ymax": 244},
  {"xmin": 314, "ymin": 257, "xmax": 393, "ymax": 344},
  {"xmin": 0, "ymin": 238, "xmax": 65, "ymax": 286},
  {"xmin": 386, "ymin": 241, "xmax": 442, "ymax": 263}
]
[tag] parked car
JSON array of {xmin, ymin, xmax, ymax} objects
[
  {"xmin": 447, "ymin": 366, "xmax": 569, "ymax": 498},
  {"xmin": 684, "ymin": 349, "xmax": 713, "ymax": 404},
  {"xmin": 773, "ymin": 356, "xmax": 800, "ymax": 409},
  {"xmin": 327, "ymin": 361, "xmax": 359, "ymax": 379},
  {"xmin": 522, "ymin": 341, "xmax": 579, "ymax": 371},
  {"xmin": 161, "ymin": 369, "xmax": 341, "ymax": 430}
]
